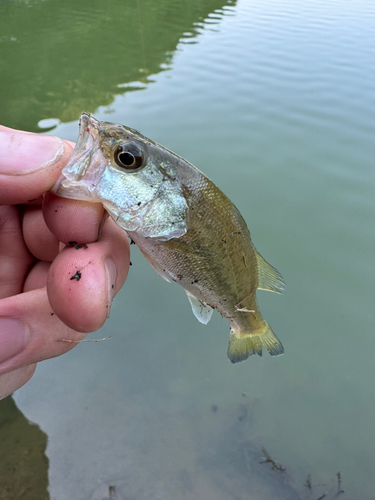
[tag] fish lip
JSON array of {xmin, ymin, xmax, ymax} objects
[
  {"xmin": 71, "ymin": 112, "xmax": 100, "ymax": 181},
  {"xmin": 52, "ymin": 112, "xmax": 105, "ymax": 200},
  {"xmin": 79, "ymin": 111, "xmax": 91, "ymax": 132},
  {"xmin": 79, "ymin": 111, "xmax": 100, "ymax": 139}
]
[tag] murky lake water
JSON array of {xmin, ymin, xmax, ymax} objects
[{"xmin": 1, "ymin": 0, "xmax": 375, "ymax": 498}]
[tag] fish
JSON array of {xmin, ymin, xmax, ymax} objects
[{"xmin": 52, "ymin": 112, "xmax": 285, "ymax": 363}]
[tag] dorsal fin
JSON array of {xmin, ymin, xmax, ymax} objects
[
  {"xmin": 185, "ymin": 290, "xmax": 213, "ymax": 324},
  {"xmin": 256, "ymin": 252, "xmax": 285, "ymax": 294}
]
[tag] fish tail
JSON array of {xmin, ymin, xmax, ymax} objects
[{"xmin": 227, "ymin": 322, "xmax": 284, "ymax": 363}]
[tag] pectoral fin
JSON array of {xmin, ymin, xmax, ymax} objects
[
  {"xmin": 185, "ymin": 290, "xmax": 213, "ymax": 324},
  {"xmin": 256, "ymin": 252, "xmax": 285, "ymax": 294}
]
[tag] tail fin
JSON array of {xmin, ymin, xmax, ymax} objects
[{"xmin": 227, "ymin": 322, "xmax": 284, "ymax": 363}]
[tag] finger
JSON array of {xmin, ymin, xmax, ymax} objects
[
  {"xmin": 43, "ymin": 192, "xmax": 105, "ymax": 245},
  {"xmin": 0, "ymin": 206, "xmax": 34, "ymax": 299},
  {"xmin": 0, "ymin": 126, "xmax": 74, "ymax": 205},
  {"xmin": 0, "ymin": 288, "xmax": 81, "ymax": 377},
  {"xmin": 22, "ymin": 207, "xmax": 59, "ymax": 262},
  {"xmin": 0, "ymin": 364, "xmax": 36, "ymax": 400},
  {"xmin": 23, "ymin": 261, "xmax": 50, "ymax": 292},
  {"xmin": 47, "ymin": 218, "xmax": 130, "ymax": 332},
  {"xmin": 0, "ymin": 220, "xmax": 129, "ymax": 376}
]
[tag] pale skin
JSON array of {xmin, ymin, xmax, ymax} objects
[{"xmin": 0, "ymin": 125, "xmax": 130, "ymax": 399}]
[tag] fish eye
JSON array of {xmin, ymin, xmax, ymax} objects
[{"xmin": 114, "ymin": 144, "xmax": 144, "ymax": 171}]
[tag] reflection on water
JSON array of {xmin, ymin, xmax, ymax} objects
[
  {"xmin": 1, "ymin": 0, "xmax": 375, "ymax": 498},
  {"xmin": 0, "ymin": 396, "xmax": 49, "ymax": 500},
  {"xmin": 0, "ymin": 0, "xmax": 235, "ymax": 132}
]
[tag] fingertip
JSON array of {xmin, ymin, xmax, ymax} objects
[
  {"xmin": 0, "ymin": 135, "xmax": 74, "ymax": 205},
  {"xmin": 43, "ymin": 193, "xmax": 105, "ymax": 245},
  {"xmin": 99, "ymin": 218, "xmax": 130, "ymax": 293},
  {"xmin": 46, "ymin": 218, "xmax": 130, "ymax": 333},
  {"xmin": 22, "ymin": 207, "xmax": 59, "ymax": 262},
  {"xmin": 47, "ymin": 246, "xmax": 109, "ymax": 333}
]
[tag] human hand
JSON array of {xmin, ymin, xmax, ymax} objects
[{"xmin": 0, "ymin": 125, "xmax": 130, "ymax": 399}]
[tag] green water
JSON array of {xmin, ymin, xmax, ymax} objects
[{"xmin": 1, "ymin": 0, "xmax": 375, "ymax": 498}]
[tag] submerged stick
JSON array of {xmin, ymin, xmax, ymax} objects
[
  {"xmin": 336, "ymin": 471, "xmax": 344, "ymax": 496},
  {"xmin": 58, "ymin": 336, "xmax": 112, "ymax": 343},
  {"xmin": 304, "ymin": 474, "xmax": 312, "ymax": 490},
  {"xmin": 260, "ymin": 447, "xmax": 285, "ymax": 471}
]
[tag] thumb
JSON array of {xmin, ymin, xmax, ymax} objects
[{"xmin": 0, "ymin": 125, "xmax": 74, "ymax": 205}]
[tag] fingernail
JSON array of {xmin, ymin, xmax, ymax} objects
[
  {"xmin": 0, "ymin": 318, "xmax": 27, "ymax": 364},
  {"xmin": 0, "ymin": 130, "xmax": 64, "ymax": 175},
  {"xmin": 104, "ymin": 259, "xmax": 117, "ymax": 318}
]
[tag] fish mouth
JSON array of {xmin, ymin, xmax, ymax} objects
[{"xmin": 52, "ymin": 112, "xmax": 105, "ymax": 201}]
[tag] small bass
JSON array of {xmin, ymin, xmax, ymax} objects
[{"xmin": 53, "ymin": 113, "xmax": 285, "ymax": 363}]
